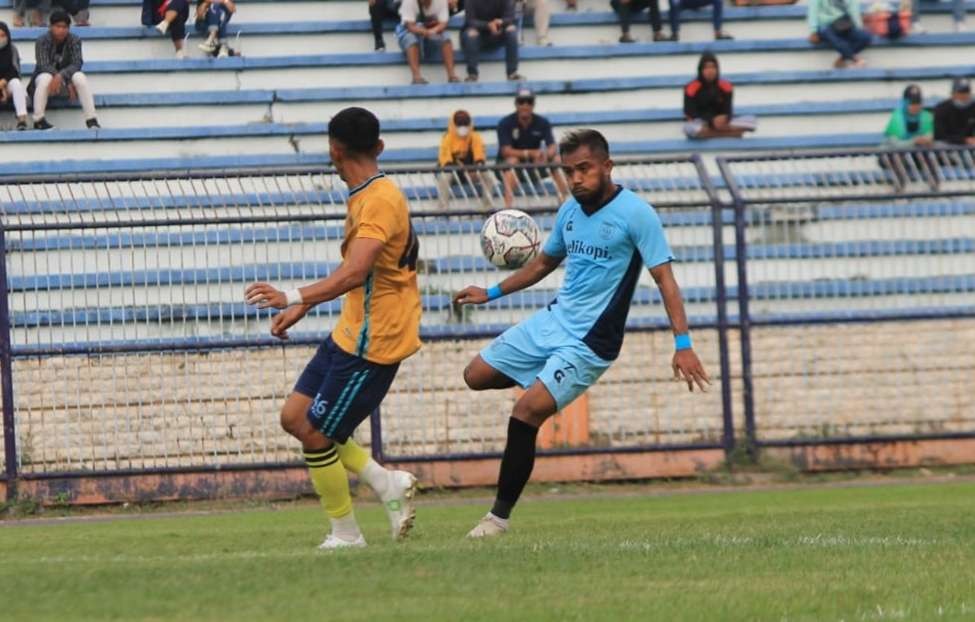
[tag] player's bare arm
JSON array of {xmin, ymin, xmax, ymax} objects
[
  {"xmin": 244, "ymin": 237, "xmax": 385, "ymax": 339},
  {"xmin": 649, "ymin": 261, "xmax": 711, "ymax": 393},
  {"xmin": 453, "ymin": 251, "xmax": 563, "ymax": 305}
]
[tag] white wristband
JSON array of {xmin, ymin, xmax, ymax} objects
[{"xmin": 284, "ymin": 288, "xmax": 304, "ymax": 307}]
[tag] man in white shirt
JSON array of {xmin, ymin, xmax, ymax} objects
[{"xmin": 396, "ymin": 0, "xmax": 460, "ymax": 84}]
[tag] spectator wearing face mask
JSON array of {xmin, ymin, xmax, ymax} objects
[
  {"xmin": 934, "ymin": 77, "xmax": 975, "ymax": 146},
  {"xmin": 884, "ymin": 84, "xmax": 933, "ymax": 148},
  {"xmin": 0, "ymin": 22, "xmax": 29, "ymax": 130},
  {"xmin": 437, "ymin": 109, "xmax": 496, "ymax": 209}
]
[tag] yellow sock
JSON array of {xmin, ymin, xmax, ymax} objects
[
  {"xmin": 336, "ymin": 439, "xmax": 370, "ymax": 474},
  {"xmin": 304, "ymin": 446, "xmax": 353, "ymax": 519}
]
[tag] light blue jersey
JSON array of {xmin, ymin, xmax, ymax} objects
[
  {"xmin": 480, "ymin": 186, "xmax": 673, "ymax": 410},
  {"xmin": 541, "ymin": 186, "xmax": 674, "ymax": 361}
]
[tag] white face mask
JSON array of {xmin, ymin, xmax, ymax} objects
[{"xmin": 456, "ymin": 126, "xmax": 470, "ymax": 138}]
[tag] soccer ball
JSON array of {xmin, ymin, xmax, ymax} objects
[{"xmin": 479, "ymin": 209, "xmax": 541, "ymax": 270}]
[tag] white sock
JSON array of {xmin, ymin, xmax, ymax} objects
[
  {"xmin": 487, "ymin": 512, "xmax": 509, "ymax": 527},
  {"xmin": 330, "ymin": 512, "xmax": 362, "ymax": 541},
  {"xmin": 360, "ymin": 459, "xmax": 392, "ymax": 500}
]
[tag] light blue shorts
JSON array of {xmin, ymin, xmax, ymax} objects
[{"xmin": 480, "ymin": 308, "xmax": 612, "ymax": 411}]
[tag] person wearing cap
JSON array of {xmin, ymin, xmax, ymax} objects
[
  {"xmin": 496, "ymin": 88, "xmax": 568, "ymax": 208},
  {"xmin": 397, "ymin": 0, "xmax": 460, "ymax": 84},
  {"xmin": 461, "ymin": 0, "xmax": 523, "ymax": 82},
  {"xmin": 934, "ymin": 78, "xmax": 975, "ymax": 146},
  {"xmin": 437, "ymin": 110, "xmax": 497, "ymax": 209},
  {"xmin": 30, "ymin": 10, "xmax": 99, "ymax": 130},
  {"xmin": 884, "ymin": 85, "xmax": 933, "ymax": 147},
  {"xmin": 807, "ymin": 0, "xmax": 871, "ymax": 69}
]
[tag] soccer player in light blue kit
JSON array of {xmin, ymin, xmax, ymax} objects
[{"xmin": 453, "ymin": 129, "xmax": 710, "ymax": 538}]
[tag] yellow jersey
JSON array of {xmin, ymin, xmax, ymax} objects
[{"xmin": 331, "ymin": 173, "xmax": 422, "ymax": 364}]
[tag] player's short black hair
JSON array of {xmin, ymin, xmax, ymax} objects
[
  {"xmin": 559, "ymin": 129, "xmax": 610, "ymax": 160},
  {"xmin": 328, "ymin": 107, "xmax": 380, "ymax": 155},
  {"xmin": 49, "ymin": 10, "xmax": 71, "ymax": 26}
]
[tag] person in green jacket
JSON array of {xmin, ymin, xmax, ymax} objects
[
  {"xmin": 884, "ymin": 84, "xmax": 934, "ymax": 147},
  {"xmin": 807, "ymin": 0, "xmax": 871, "ymax": 68}
]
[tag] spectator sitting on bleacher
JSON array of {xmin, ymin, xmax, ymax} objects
[
  {"xmin": 884, "ymin": 84, "xmax": 933, "ymax": 147},
  {"xmin": 521, "ymin": 0, "xmax": 553, "ymax": 47},
  {"xmin": 437, "ymin": 109, "xmax": 496, "ymax": 209},
  {"xmin": 461, "ymin": 0, "xmax": 523, "ymax": 82},
  {"xmin": 51, "ymin": 0, "xmax": 89, "ymax": 26},
  {"xmin": 12, "ymin": 0, "xmax": 45, "ymax": 27},
  {"xmin": 369, "ymin": 0, "xmax": 401, "ymax": 52},
  {"xmin": 807, "ymin": 0, "xmax": 871, "ymax": 69},
  {"xmin": 668, "ymin": 0, "xmax": 733, "ymax": 41},
  {"xmin": 397, "ymin": 0, "xmax": 460, "ymax": 84},
  {"xmin": 196, "ymin": 0, "xmax": 235, "ymax": 58},
  {"xmin": 0, "ymin": 22, "xmax": 29, "ymax": 130},
  {"xmin": 611, "ymin": 0, "xmax": 665, "ymax": 43},
  {"xmin": 683, "ymin": 52, "xmax": 756, "ymax": 139},
  {"xmin": 30, "ymin": 11, "xmax": 99, "ymax": 129},
  {"xmin": 933, "ymin": 77, "xmax": 975, "ymax": 146},
  {"xmin": 143, "ymin": 0, "xmax": 191, "ymax": 59},
  {"xmin": 496, "ymin": 87, "xmax": 568, "ymax": 207}
]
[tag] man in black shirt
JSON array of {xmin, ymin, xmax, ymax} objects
[
  {"xmin": 934, "ymin": 78, "xmax": 975, "ymax": 146},
  {"xmin": 461, "ymin": 0, "xmax": 523, "ymax": 82},
  {"xmin": 496, "ymin": 88, "xmax": 568, "ymax": 207}
]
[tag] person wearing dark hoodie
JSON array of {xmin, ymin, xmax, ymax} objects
[
  {"xmin": 437, "ymin": 110, "xmax": 497, "ymax": 209},
  {"xmin": 0, "ymin": 22, "xmax": 29, "ymax": 130},
  {"xmin": 31, "ymin": 11, "xmax": 99, "ymax": 130},
  {"xmin": 683, "ymin": 52, "xmax": 756, "ymax": 139}
]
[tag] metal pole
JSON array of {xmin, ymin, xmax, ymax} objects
[
  {"xmin": 0, "ymin": 226, "xmax": 18, "ymax": 500},
  {"xmin": 715, "ymin": 158, "xmax": 757, "ymax": 460},
  {"xmin": 733, "ymin": 197, "xmax": 757, "ymax": 459},
  {"xmin": 694, "ymin": 156, "xmax": 735, "ymax": 457}
]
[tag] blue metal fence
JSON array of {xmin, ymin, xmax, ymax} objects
[
  {"xmin": 1, "ymin": 148, "xmax": 973, "ymax": 500},
  {"xmin": 716, "ymin": 146, "xmax": 975, "ymax": 452}
]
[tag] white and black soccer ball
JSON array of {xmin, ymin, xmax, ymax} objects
[{"xmin": 479, "ymin": 209, "xmax": 541, "ymax": 270}]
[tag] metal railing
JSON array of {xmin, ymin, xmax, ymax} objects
[
  {"xmin": 716, "ymin": 146, "xmax": 975, "ymax": 451},
  {"xmin": 0, "ymin": 157, "xmax": 733, "ymax": 493},
  {"xmin": 1, "ymin": 147, "xmax": 973, "ymax": 499}
]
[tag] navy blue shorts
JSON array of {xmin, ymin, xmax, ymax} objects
[{"xmin": 293, "ymin": 336, "xmax": 400, "ymax": 443}]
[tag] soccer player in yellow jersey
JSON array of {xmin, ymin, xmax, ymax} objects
[{"xmin": 245, "ymin": 107, "xmax": 422, "ymax": 550}]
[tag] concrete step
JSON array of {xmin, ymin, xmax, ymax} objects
[
  {"xmin": 0, "ymin": 109, "xmax": 898, "ymax": 162},
  {"xmin": 14, "ymin": 34, "xmax": 975, "ymax": 94}
]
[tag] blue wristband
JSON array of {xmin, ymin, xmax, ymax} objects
[
  {"xmin": 486, "ymin": 285, "xmax": 503, "ymax": 301},
  {"xmin": 675, "ymin": 333, "xmax": 692, "ymax": 351}
]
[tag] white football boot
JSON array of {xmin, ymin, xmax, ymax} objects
[
  {"xmin": 383, "ymin": 470, "xmax": 418, "ymax": 541},
  {"xmin": 466, "ymin": 513, "xmax": 509, "ymax": 539},
  {"xmin": 317, "ymin": 533, "xmax": 367, "ymax": 551}
]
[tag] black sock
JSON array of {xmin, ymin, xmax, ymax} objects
[{"xmin": 491, "ymin": 417, "xmax": 539, "ymax": 520}]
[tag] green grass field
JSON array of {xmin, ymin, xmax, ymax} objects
[{"xmin": 3, "ymin": 480, "xmax": 975, "ymax": 621}]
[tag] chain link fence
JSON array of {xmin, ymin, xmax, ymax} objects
[
  {"xmin": 717, "ymin": 146, "xmax": 975, "ymax": 446},
  {"xmin": 0, "ymin": 157, "xmax": 729, "ymax": 478}
]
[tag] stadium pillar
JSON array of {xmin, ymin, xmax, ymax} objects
[{"xmin": 0, "ymin": 225, "xmax": 17, "ymax": 501}]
